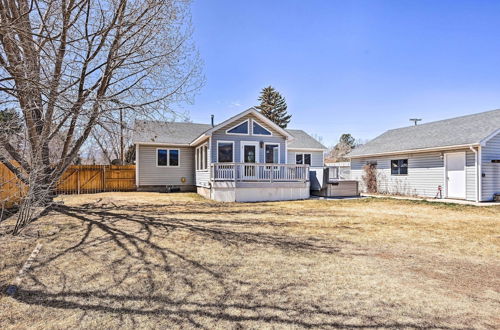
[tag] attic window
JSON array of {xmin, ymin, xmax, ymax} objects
[
  {"xmin": 226, "ymin": 120, "xmax": 249, "ymax": 135},
  {"xmin": 253, "ymin": 121, "xmax": 272, "ymax": 136}
]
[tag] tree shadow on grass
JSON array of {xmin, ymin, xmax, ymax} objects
[{"xmin": 7, "ymin": 202, "xmax": 455, "ymax": 328}]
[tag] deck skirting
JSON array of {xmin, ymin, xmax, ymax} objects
[{"xmin": 197, "ymin": 182, "xmax": 310, "ymax": 202}]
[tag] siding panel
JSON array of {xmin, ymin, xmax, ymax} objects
[
  {"xmin": 481, "ymin": 132, "xmax": 500, "ymax": 200},
  {"xmin": 287, "ymin": 150, "xmax": 324, "ymax": 168},
  {"xmin": 138, "ymin": 144, "xmax": 194, "ymax": 186},
  {"xmin": 351, "ymin": 149, "xmax": 477, "ymax": 200}
]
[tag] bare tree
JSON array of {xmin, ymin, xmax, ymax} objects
[{"xmin": 0, "ymin": 0, "xmax": 202, "ymax": 233}]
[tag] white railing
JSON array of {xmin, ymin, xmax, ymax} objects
[{"xmin": 210, "ymin": 163, "xmax": 309, "ymax": 182}]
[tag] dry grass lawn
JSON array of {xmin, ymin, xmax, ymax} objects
[{"xmin": 0, "ymin": 192, "xmax": 499, "ymax": 329}]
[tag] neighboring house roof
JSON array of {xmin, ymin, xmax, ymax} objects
[
  {"xmin": 286, "ymin": 129, "xmax": 327, "ymax": 149},
  {"xmin": 133, "ymin": 108, "xmax": 326, "ymax": 150},
  {"xmin": 350, "ymin": 109, "xmax": 500, "ymax": 158},
  {"xmin": 133, "ymin": 121, "xmax": 211, "ymax": 145}
]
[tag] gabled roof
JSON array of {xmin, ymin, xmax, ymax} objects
[
  {"xmin": 190, "ymin": 108, "xmax": 294, "ymax": 145},
  {"xmin": 133, "ymin": 108, "xmax": 326, "ymax": 150},
  {"xmin": 286, "ymin": 129, "xmax": 327, "ymax": 149},
  {"xmin": 350, "ymin": 109, "xmax": 500, "ymax": 158}
]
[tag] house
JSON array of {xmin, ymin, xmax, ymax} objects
[
  {"xmin": 133, "ymin": 108, "xmax": 327, "ymax": 202},
  {"xmin": 349, "ymin": 109, "xmax": 500, "ymax": 202}
]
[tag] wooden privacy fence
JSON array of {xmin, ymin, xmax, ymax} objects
[
  {"xmin": 1, "ymin": 164, "xmax": 136, "ymax": 208},
  {"xmin": 56, "ymin": 165, "xmax": 136, "ymax": 194}
]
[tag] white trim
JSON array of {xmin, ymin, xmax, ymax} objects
[
  {"xmin": 349, "ymin": 143, "xmax": 480, "ymax": 159},
  {"xmin": 480, "ymin": 128, "xmax": 500, "ymax": 146},
  {"xmin": 444, "ymin": 151, "xmax": 466, "ymax": 199},
  {"xmin": 195, "ymin": 142, "xmax": 209, "ymax": 172},
  {"xmin": 216, "ymin": 140, "xmax": 235, "ymax": 163},
  {"xmin": 190, "ymin": 135, "xmax": 210, "ymax": 147},
  {"xmin": 443, "ymin": 153, "xmax": 448, "ymax": 198},
  {"xmin": 288, "ymin": 147, "xmax": 328, "ymax": 152},
  {"xmin": 478, "ymin": 145, "xmax": 483, "ymax": 201},
  {"xmin": 190, "ymin": 108, "xmax": 294, "ymax": 144},
  {"xmin": 240, "ymin": 141, "xmax": 260, "ymax": 163},
  {"xmin": 263, "ymin": 142, "xmax": 281, "ymax": 164},
  {"xmin": 251, "ymin": 119, "xmax": 273, "ymax": 137},
  {"xmin": 284, "ymin": 140, "xmax": 288, "ymax": 163},
  {"xmin": 135, "ymin": 143, "xmax": 139, "ymax": 187},
  {"xmin": 156, "ymin": 147, "xmax": 181, "ymax": 167},
  {"xmin": 469, "ymin": 146, "xmax": 479, "ymax": 202},
  {"xmin": 226, "ymin": 119, "xmax": 250, "ymax": 136},
  {"xmin": 135, "ymin": 141, "xmax": 190, "ymax": 147}
]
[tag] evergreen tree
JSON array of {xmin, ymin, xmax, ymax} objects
[{"xmin": 255, "ymin": 86, "xmax": 291, "ymax": 128}]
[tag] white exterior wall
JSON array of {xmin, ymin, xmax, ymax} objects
[
  {"xmin": 137, "ymin": 144, "xmax": 195, "ymax": 187},
  {"xmin": 481, "ymin": 132, "xmax": 500, "ymax": 201},
  {"xmin": 351, "ymin": 149, "xmax": 477, "ymax": 200},
  {"xmin": 287, "ymin": 150, "xmax": 324, "ymax": 167}
]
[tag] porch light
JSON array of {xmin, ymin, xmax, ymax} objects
[{"xmin": 260, "ymin": 141, "xmax": 264, "ymax": 148}]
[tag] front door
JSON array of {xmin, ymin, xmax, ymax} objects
[
  {"xmin": 240, "ymin": 142, "xmax": 259, "ymax": 179},
  {"xmin": 446, "ymin": 152, "xmax": 466, "ymax": 199}
]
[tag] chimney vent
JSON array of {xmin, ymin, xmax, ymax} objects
[{"xmin": 211, "ymin": 114, "xmax": 214, "ymax": 127}]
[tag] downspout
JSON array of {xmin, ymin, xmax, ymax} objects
[{"xmin": 469, "ymin": 145, "xmax": 479, "ymax": 202}]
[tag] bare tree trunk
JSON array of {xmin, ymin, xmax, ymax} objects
[{"xmin": 0, "ymin": 0, "xmax": 203, "ymax": 234}]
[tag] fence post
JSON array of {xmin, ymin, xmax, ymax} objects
[
  {"xmin": 103, "ymin": 166, "xmax": 106, "ymax": 192},
  {"xmin": 77, "ymin": 167, "xmax": 80, "ymax": 194}
]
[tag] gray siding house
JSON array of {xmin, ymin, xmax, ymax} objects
[
  {"xmin": 349, "ymin": 109, "xmax": 500, "ymax": 202},
  {"xmin": 133, "ymin": 108, "xmax": 326, "ymax": 202}
]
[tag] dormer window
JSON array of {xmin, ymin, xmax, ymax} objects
[
  {"xmin": 226, "ymin": 120, "xmax": 249, "ymax": 135},
  {"xmin": 252, "ymin": 121, "xmax": 272, "ymax": 136}
]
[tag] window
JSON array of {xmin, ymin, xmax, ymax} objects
[
  {"xmin": 157, "ymin": 149, "xmax": 168, "ymax": 166},
  {"xmin": 169, "ymin": 150, "xmax": 179, "ymax": 166},
  {"xmin": 226, "ymin": 120, "xmax": 249, "ymax": 135},
  {"xmin": 195, "ymin": 144, "xmax": 208, "ymax": 170},
  {"xmin": 253, "ymin": 121, "xmax": 272, "ymax": 136},
  {"xmin": 217, "ymin": 141, "xmax": 233, "ymax": 162},
  {"xmin": 296, "ymin": 153, "xmax": 311, "ymax": 166},
  {"xmin": 157, "ymin": 148, "xmax": 180, "ymax": 167},
  {"xmin": 391, "ymin": 159, "xmax": 408, "ymax": 175},
  {"xmin": 265, "ymin": 144, "xmax": 279, "ymax": 163}
]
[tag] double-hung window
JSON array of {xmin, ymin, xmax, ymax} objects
[
  {"xmin": 157, "ymin": 149, "xmax": 180, "ymax": 167},
  {"xmin": 391, "ymin": 159, "xmax": 408, "ymax": 175}
]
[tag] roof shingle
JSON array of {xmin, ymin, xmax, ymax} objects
[{"xmin": 350, "ymin": 109, "xmax": 500, "ymax": 157}]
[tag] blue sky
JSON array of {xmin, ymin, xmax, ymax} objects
[{"xmin": 185, "ymin": 0, "xmax": 500, "ymax": 147}]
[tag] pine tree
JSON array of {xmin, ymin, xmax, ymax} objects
[{"xmin": 255, "ymin": 86, "xmax": 291, "ymax": 128}]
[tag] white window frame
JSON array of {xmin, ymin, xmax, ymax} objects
[
  {"xmin": 195, "ymin": 143, "xmax": 209, "ymax": 171},
  {"xmin": 225, "ymin": 119, "xmax": 250, "ymax": 136},
  {"xmin": 295, "ymin": 152, "xmax": 312, "ymax": 166},
  {"xmin": 264, "ymin": 143, "xmax": 280, "ymax": 164},
  {"xmin": 156, "ymin": 148, "xmax": 181, "ymax": 167},
  {"xmin": 217, "ymin": 140, "xmax": 235, "ymax": 163},
  {"xmin": 251, "ymin": 119, "xmax": 273, "ymax": 137},
  {"xmin": 240, "ymin": 141, "xmax": 260, "ymax": 163}
]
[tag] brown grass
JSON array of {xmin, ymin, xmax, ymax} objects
[{"xmin": 1, "ymin": 192, "xmax": 499, "ymax": 329}]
